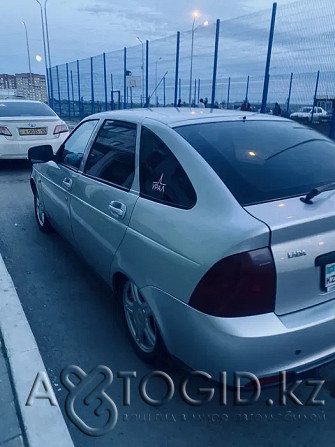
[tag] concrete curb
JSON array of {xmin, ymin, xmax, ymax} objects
[{"xmin": 0, "ymin": 254, "xmax": 74, "ymax": 447}]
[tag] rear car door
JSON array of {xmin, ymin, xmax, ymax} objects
[
  {"xmin": 70, "ymin": 119, "xmax": 139, "ymax": 282},
  {"xmin": 40, "ymin": 119, "xmax": 99, "ymax": 242}
]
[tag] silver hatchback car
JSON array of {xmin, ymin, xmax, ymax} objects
[{"xmin": 29, "ymin": 108, "xmax": 335, "ymax": 384}]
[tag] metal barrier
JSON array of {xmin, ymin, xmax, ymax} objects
[{"xmin": 48, "ymin": 0, "xmax": 335, "ymax": 137}]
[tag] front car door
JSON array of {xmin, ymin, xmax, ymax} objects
[
  {"xmin": 70, "ymin": 119, "xmax": 139, "ymax": 282},
  {"xmin": 40, "ymin": 119, "xmax": 99, "ymax": 242}
]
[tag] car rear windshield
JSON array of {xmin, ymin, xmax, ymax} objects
[
  {"xmin": 175, "ymin": 120, "xmax": 335, "ymax": 206},
  {"xmin": 0, "ymin": 101, "xmax": 56, "ymax": 117}
]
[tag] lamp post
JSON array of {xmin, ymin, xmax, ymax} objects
[
  {"xmin": 21, "ymin": 21, "xmax": 33, "ymax": 99},
  {"xmin": 136, "ymin": 36, "xmax": 145, "ymax": 106},
  {"xmin": 155, "ymin": 57, "xmax": 162, "ymax": 107},
  {"xmin": 34, "ymin": 0, "xmax": 50, "ymax": 103},
  {"xmin": 189, "ymin": 11, "xmax": 208, "ymax": 107}
]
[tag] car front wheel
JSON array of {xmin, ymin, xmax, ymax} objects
[
  {"xmin": 34, "ymin": 191, "xmax": 52, "ymax": 233},
  {"xmin": 122, "ymin": 279, "xmax": 164, "ymax": 362}
]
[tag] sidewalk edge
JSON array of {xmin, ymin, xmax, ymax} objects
[{"xmin": 0, "ymin": 253, "xmax": 74, "ymax": 447}]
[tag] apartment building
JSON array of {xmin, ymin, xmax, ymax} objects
[{"xmin": 0, "ymin": 73, "xmax": 47, "ymax": 102}]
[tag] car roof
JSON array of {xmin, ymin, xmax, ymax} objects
[
  {"xmin": 0, "ymin": 99, "xmax": 47, "ymax": 104},
  {"xmin": 88, "ymin": 107, "xmax": 288, "ymax": 127}
]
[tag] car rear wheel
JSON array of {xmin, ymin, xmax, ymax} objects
[
  {"xmin": 34, "ymin": 191, "xmax": 51, "ymax": 233},
  {"xmin": 122, "ymin": 279, "xmax": 164, "ymax": 362}
]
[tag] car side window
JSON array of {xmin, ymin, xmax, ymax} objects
[
  {"xmin": 59, "ymin": 120, "xmax": 99, "ymax": 169},
  {"xmin": 84, "ymin": 120, "xmax": 137, "ymax": 190},
  {"xmin": 139, "ymin": 127, "xmax": 197, "ymax": 209}
]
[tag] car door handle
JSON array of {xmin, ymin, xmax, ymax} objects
[
  {"xmin": 108, "ymin": 201, "xmax": 126, "ymax": 219},
  {"xmin": 62, "ymin": 178, "xmax": 72, "ymax": 191}
]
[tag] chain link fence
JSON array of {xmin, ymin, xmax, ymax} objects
[{"xmin": 49, "ymin": 0, "xmax": 335, "ymax": 136}]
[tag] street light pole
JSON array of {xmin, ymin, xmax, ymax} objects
[
  {"xmin": 44, "ymin": 0, "xmax": 54, "ymax": 107},
  {"xmin": 136, "ymin": 36, "xmax": 145, "ymax": 106},
  {"xmin": 188, "ymin": 13, "xmax": 197, "ymax": 107},
  {"xmin": 21, "ymin": 22, "xmax": 32, "ymax": 75},
  {"xmin": 21, "ymin": 21, "xmax": 33, "ymax": 100},
  {"xmin": 35, "ymin": 0, "xmax": 50, "ymax": 103},
  {"xmin": 155, "ymin": 57, "xmax": 162, "ymax": 107},
  {"xmin": 189, "ymin": 12, "xmax": 208, "ymax": 107}
]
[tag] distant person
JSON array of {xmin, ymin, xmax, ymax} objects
[
  {"xmin": 246, "ymin": 102, "xmax": 251, "ymax": 111},
  {"xmin": 204, "ymin": 97, "xmax": 209, "ymax": 108},
  {"xmin": 273, "ymin": 102, "xmax": 282, "ymax": 116},
  {"xmin": 199, "ymin": 98, "xmax": 205, "ymax": 108},
  {"xmin": 177, "ymin": 99, "xmax": 182, "ymax": 108},
  {"xmin": 214, "ymin": 101, "xmax": 219, "ymax": 109},
  {"xmin": 241, "ymin": 101, "xmax": 247, "ymax": 111}
]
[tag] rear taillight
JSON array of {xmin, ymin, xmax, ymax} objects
[
  {"xmin": 0, "ymin": 126, "xmax": 12, "ymax": 136},
  {"xmin": 189, "ymin": 248, "xmax": 276, "ymax": 317},
  {"xmin": 53, "ymin": 124, "xmax": 69, "ymax": 135}
]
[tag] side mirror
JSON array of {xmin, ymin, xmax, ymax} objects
[{"xmin": 28, "ymin": 145, "xmax": 54, "ymax": 164}]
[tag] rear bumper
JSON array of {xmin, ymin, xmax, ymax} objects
[
  {"xmin": 142, "ymin": 286, "xmax": 335, "ymax": 384},
  {"xmin": 0, "ymin": 133, "xmax": 68, "ymax": 159}
]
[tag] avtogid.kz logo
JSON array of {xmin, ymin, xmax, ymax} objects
[
  {"xmin": 25, "ymin": 368, "xmax": 325, "ymax": 437},
  {"xmin": 61, "ymin": 365, "xmax": 118, "ymax": 436}
]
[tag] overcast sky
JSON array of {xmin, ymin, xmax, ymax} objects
[{"xmin": 0, "ymin": 0, "xmax": 296, "ymax": 74}]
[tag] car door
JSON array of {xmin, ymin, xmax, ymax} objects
[
  {"xmin": 70, "ymin": 119, "xmax": 139, "ymax": 282},
  {"xmin": 40, "ymin": 119, "xmax": 99, "ymax": 243}
]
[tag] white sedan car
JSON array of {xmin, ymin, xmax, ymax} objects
[
  {"xmin": 28, "ymin": 108, "xmax": 335, "ymax": 384},
  {"xmin": 290, "ymin": 106, "xmax": 327, "ymax": 122},
  {"xmin": 0, "ymin": 100, "xmax": 69, "ymax": 159}
]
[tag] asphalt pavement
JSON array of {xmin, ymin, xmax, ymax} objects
[{"xmin": 0, "ymin": 160, "xmax": 334, "ymax": 446}]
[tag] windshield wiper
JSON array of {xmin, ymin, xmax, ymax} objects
[{"xmin": 300, "ymin": 182, "xmax": 335, "ymax": 204}]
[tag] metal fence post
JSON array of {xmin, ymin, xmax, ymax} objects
[
  {"xmin": 245, "ymin": 75, "xmax": 250, "ymax": 102},
  {"xmin": 111, "ymin": 73, "xmax": 114, "ymax": 110},
  {"xmin": 261, "ymin": 2, "xmax": 277, "ymax": 113},
  {"xmin": 77, "ymin": 60, "xmax": 81, "ymax": 119},
  {"xmin": 163, "ymin": 76, "xmax": 166, "ymax": 107},
  {"xmin": 123, "ymin": 48, "xmax": 127, "ymax": 109},
  {"xmin": 179, "ymin": 78, "xmax": 181, "ymax": 103},
  {"xmin": 90, "ymin": 57, "xmax": 95, "ymax": 114},
  {"xmin": 194, "ymin": 79, "xmax": 197, "ymax": 106},
  {"xmin": 56, "ymin": 65, "xmax": 61, "ymax": 116},
  {"xmin": 103, "ymin": 52, "xmax": 108, "ymax": 111},
  {"xmin": 211, "ymin": 19, "xmax": 221, "ymax": 108},
  {"xmin": 146, "ymin": 40, "xmax": 149, "ymax": 106},
  {"xmin": 66, "ymin": 63, "xmax": 71, "ymax": 120},
  {"xmin": 174, "ymin": 31, "xmax": 180, "ymax": 107},
  {"xmin": 197, "ymin": 78, "xmax": 201, "ymax": 104},
  {"xmin": 329, "ymin": 105, "xmax": 335, "ymax": 140},
  {"xmin": 227, "ymin": 77, "xmax": 231, "ymax": 109},
  {"xmin": 311, "ymin": 70, "xmax": 320, "ymax": 123},
  {"xmin": 286, "ymin": 72, "xmax": 293, "ymax": 115},
  {"xmin": 70, "ymin": 70, "xmax": 75, "ymax": 117}
]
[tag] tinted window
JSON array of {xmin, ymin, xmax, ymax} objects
[
  {"xmin": 139, "ymin": 127, "xmax": 196, "ymax": 209},
  {"xmin": 175, "ymin": 120, "xmax": 335, "ymax": 206},
  {"xmin": 60, "ymin": 120, "xmax": 98, "ymax": 169},
  {"xmin": 0, "ymin": 101, "xmax": 56, "ymax": 117},
  {"xmin": 84, "ymin": 120, "xmax": 136, "ymax": 189}
]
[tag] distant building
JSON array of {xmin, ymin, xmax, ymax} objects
[
  {"xmin": 0, "ymin": 73, "xmax": 47, "ymax": 102},
  {"xmin": 15, "ymin": 73, "xmax": 47, "ymax": 102},
  {"xmin": 0, "ymin": 88, "xmax": 16, "ymax": 99},
  {"xmin": 0, "ymin": 74, "xmax": 16, "ymax": 90}
]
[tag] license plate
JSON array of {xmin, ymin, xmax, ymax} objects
[
  {"xmin": 19, "ymin": 128, "xmax": 47, "ymax": 136},
  {"xmin": 325, "ymin": 262, "xmax": 335, "ymax": 292}
]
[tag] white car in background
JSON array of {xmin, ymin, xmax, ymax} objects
[
  {"xmin": 290, "ymin": 106, "xmax": 327, "ymax": 122},
  {"xmin": 0, "ymin": 100, "xmax": 69, "ymax": 159}
]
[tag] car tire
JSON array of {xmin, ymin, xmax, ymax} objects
[
  {"xmin": 122, "ymin": 279, "xmax": 165, "ymax": 363},
  {"xmin": 34, "ymin": 191, "xmax": 52, "ymax": 233}
]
